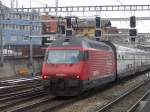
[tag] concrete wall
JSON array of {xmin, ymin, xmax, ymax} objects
[{"xmin": 0, "ymin": 58, "xmax": 43, "ymax": 78}]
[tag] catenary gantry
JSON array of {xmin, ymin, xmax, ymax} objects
[{"xmin": 14, "ymin": 5, "xmax": 150, "ymax": 13}]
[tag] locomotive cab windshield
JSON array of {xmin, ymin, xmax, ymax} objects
[{"xmin": 46, "ymin": 50, "xmax": 88, "ymax": 64}]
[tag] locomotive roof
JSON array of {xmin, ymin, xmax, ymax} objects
[
  {"xmin": 48, "ymin": 37, "xmax": 150, "ymax": 55},
  {"xmin": 50, "ymin": 37, "xmax": 112, "ymax": 50}
]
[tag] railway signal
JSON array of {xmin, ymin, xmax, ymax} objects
[
  {"xmin": 66, "ymin": 17, "xmax": 72, "ymax": 28},
  {"xmin": 129, "ymin": 29, "xmax": 137, "ymax": 36},
  {"xmin": 130, "ymin": 16, "xmax": 137, "ymax": 42},
  {"xmin": 95, "ymin": 17, "xmax": 101, "ymax": 28},
  {"xmin": 130, "ymin": 16, "xmax": 136, "ymax": 28},
  {"xmin": 60, "ymin": 25, "xmax": 65, "ymax": 34},
  {"xmin": 129, "ymin": 29, "xmax": 137, "ymax": 42},
  {"xmin": 66, "ymin": 17, "xmax": 72, "ymax": 36},
  {"xmin": 95, "ymin": 17, "xmax": 101, "ymax": 41}
]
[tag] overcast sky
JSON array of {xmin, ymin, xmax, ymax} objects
[{"xmin": 2, "ymin": 0, "xmax": 150, "ymax": 33}]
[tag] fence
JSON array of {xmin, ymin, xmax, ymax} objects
[{"xmin": 3, "ymin": 45, "xmax": 45, "ymax": 58}]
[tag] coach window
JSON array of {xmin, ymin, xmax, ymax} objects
[
  {"xmin": 122, "ymin": 55, "xmax": 124, "ymax": 60},
  {"xmin": 118, "ymin": 55, "xmax": 121, "ymax": 60}
]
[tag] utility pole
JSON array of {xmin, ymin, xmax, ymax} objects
[
  {"xmin": 29, "ymin": 13, "xmax": 34, "ymax": 76},
  {"xmin": 0, "ymin": 2, "xmax": 4, "ymax": 67},
  {"xmin": 55, "ymin": 0, "xmax": 58, "ymax": 16},
  {"xmin": 30, "ymin": 0, "xmax": 31, "ymax": 9},
  {"xmin": 16, "ymin": 0, "xmax": 18, "ymax": 8}
]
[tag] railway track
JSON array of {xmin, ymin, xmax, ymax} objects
[
  {"xmin": 0, "ymin": 83, "xmax": 42, "ymax": 94},
  {"xmin": 0, "ymin": 86, "xmax": 46, "ymax": 111},
  {"xmin": 50, "ymin": 73, "xmax": 150, "ymax": 112},
  {"xmin": 0, "ymin": 76, "xmax": 56, "ymax": 112},
  {"xmin": 8, "ymin": 76, "xmax": 149, "ymax": 112},
  {"xmin": 0, "ymin": 83, "xmax": 103, "ymax": 112},
  {"xmin": 0, "ymin": 86, "xmax": 43, "ymax": 101},
  {"xmin": 127, "ymin": 90, "xmax": 150, "ymax": 112},
  {"xmin": 0, "ymin": 94, "xmax": 56, "ymax": 112},
  {"xmin": 4, "ymin": 93, "xmax": 91, "ymax": 112},
  {"xmin": 0, "ymin": 73, "xmax": 149, "ymax": 112},
  {"xmin": 0, "ymin": 76, "xmax": 43, "ymax": 94},
  {"xmin": 94, "ymin": 79, "xmax": 150, "ymax": 112},
  {"xmin": 0, "ymin": 76, "xmax": 41, "ymax": 86}
]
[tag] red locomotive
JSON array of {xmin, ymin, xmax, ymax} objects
[{"xmin": 42, "ymin": 37, "xmax": 150, "ymax": 96}]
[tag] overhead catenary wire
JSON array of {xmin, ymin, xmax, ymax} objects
[
  {"xmin": 31, "ymin": 0, "xmax": 47, "ymax": 7},
  {"xmin": 0, "ymin": 0, "xmax": 9, "ymax": 6},
  {"xmin": 139, "ymin": 21, "xmax": 150, "ymax": 32},
  {"xmin": 116, "ymin": 0, "xmax": 123, "ymax": 5}
]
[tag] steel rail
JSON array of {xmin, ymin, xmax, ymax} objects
[
  {"xmin": 9, "ymin": 97, "xmax": 56, "ymax": 112},
  {"xmin": 0, "ymin": 83, "xmax": 42, "ymax": 94},
  {"xmin": 95, "ymin": 79, "xmax": 150, "ymax": 112},
  {"xmin": 127, "ymin": 90, "xmax": 150, "ymax": 112},
  {"xmin": 0, "ymin": 86, "xmax": 43, "ymax": 101},
  {"xmin": 0, "ymin": 76, "xmax": 41, "ymax": 84},
  {"xmin": 0, "ymin": 90, "xmax": 46, "ymax": 110}
]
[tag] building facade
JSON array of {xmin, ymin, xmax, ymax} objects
[
  {"xmin": 41, "ymin": 13, "xmax": 58, "ymax": 34},
  {"xmin": 0, "ymin": 3, "xmax": 42, "ymax": 45}
]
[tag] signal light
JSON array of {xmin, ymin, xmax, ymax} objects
[
  {"xmin": 129, "ymin": 29, "xmax": 137, "ymax": 36},
  {"xmin": 66, "ymin": 29, "xmax": 72, "ymax": 36},
  {"xmin": 61, "ymin": 25, "xmax": 65, "ymax": 34},
  {"xmin": 131, "ymin": 37, "xmax": 135, "ymax": 42},
  {"xmin": 130, "ymin": 16, "xmax": 136, "ymax": 28},
  {"xmin": 95, "ymin": 17, "xmax": 101, "ymax": 28},
  {"xmin": 95, "ymin": 30, "xmax": 101, "ymax": 37},
  {"xmin": 66, "ymin": 17, "xmax": 72, "ymax": 28}
]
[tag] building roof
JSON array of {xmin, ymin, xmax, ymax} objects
[{"xmin": 72, "ymin": 18, "xmax": 111, "ymax": 28}]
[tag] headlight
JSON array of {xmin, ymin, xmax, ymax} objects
[
  {"xmin": 76, "ymin": 75, "xmax": 80, "ymax": 78},
  {"xmin": 42, "ymin": 75, "xmax": 48, "ymax": 80}
]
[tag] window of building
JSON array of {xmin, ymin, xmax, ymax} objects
[
  {"xmin": 8, "ymin": 24, "xmax": 11, "ymax": 29},
  {"xmin": 2, "ymin": 24, "xmax": 4, "ymax": 29},
  {"xmin": 13, "ymin": 24, "xmax": 15, "ymax": 29},
  {"xmin": 12, "ymin": 14, "xmax": 15, "ymax": 19},
  {"xmin": 5, "ymin": 24, "xmax": 8, "ymax": 29},
  {"xmin": 28, "ymin": 26, "xmax": 30, "ymax": 31},
  {"xmin": 19, "ymin": 14, "xmax": 22, "ymax": 19},
  {"xmin": 16, "ymin": 25, "xmax": 19, "ymax": 30},
  {"xmin": 27, "ymin": 15, "xmax": 30, "ymax": 20},
  {"xmin": 20, "ymin": 25, "xmax": 22, "ymax": 30},
  {"xmin": 0, "ymin": 24, "xmax": 2, "ymax": 28},
  {"xmin": 23, "ymin": 25, "xmax": 25, "ymax": 30}
]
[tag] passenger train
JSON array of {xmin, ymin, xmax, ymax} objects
[{"xmin": 42, "ymin": 37, "xmax": 150, "ymax": 96}]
